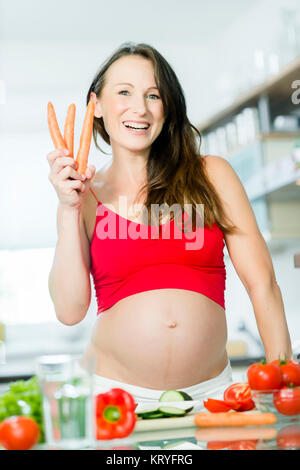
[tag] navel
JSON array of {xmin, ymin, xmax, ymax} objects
[{"xmin": 166, "ymin": 320, "xmax": 178, "ymax": 328}]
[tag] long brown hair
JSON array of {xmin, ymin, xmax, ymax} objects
[{"xmin": 86, "ymin": 42, "xmax": 237, "ymax": 235}]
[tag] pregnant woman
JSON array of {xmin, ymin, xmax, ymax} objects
[{"xmin": 47, "ymin": 42, "xmax": 292, "ymax": 407}]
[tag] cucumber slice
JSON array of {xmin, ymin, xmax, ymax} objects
[
  {"xmin": 159, "ymin": 389, "xmax": 194, "ymax": 413},
  {"xmin": 178, "ymin": 391, "xmax": 193, "ymax": 401},
  {"xmin": 159, "ymin": 390, "xmax": 185, "ymax": 402},
  {"xmin": 158, "ymin": 406, "xmax": 187, "ymax": 417},
  {"xmin": 177, "ymin": 391, "xmax": 194, "ymax": 412},
  {"xmin": 142, "ymin": 411, "xmax": 166, "ymax": 419},
  {"xmin": 137, "ymin": 407, "xmax": 162, "ymax": 418}
]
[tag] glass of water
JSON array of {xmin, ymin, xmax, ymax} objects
[{"xmin": 36, "ymin": 354, "xmax": 96, "ymax": 450}]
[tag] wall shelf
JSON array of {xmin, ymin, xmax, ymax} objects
[
  {"xmin": 197, "ymin": 55, "xmax": 300, "ymax": 133},
  {"xmin": 198, "ymin": 55, "xmax": 300, "ymax": 242}
]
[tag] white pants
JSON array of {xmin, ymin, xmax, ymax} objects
[{"xmin": 93, "ymin": 361, "xmax": 233, "ymax": 413}]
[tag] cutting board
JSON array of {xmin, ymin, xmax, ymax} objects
[
  {"xmin": 134, "ymin": 412, "xmax": 198, "ymax": 432},
  {"xmin": 133, "ymin": 410, "xmax": 271, "ymax": 433}
]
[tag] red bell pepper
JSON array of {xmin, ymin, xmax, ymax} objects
[{"xmin": 95, "ymin": 388, "xmax": 137, "ymax": 440}]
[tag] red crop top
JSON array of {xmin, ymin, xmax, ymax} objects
[{"xmin": 89, "ymin": 175, "xmax": 227, "ymax": 315}]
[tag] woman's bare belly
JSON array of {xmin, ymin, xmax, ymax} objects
[{"xmin": 82, "ymin": 288, "xmax": 228, "ymax": 390}]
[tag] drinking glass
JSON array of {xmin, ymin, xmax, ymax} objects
[{"xmin": 36, "ymin": 354, "xmax": 96, "ymax": 450}]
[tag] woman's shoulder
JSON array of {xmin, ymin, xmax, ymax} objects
[
  {"xmin": 201, "ymin": 154, "xmax": 232, "ymax": 176},
  {"xmin": 201, "ymin": 154, "xmax": 237, "ymax": 200},
  {"xmin": 201, "ymin": 154, "xmax": 227, "ymax": 165}
]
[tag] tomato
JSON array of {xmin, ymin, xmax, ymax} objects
[
  {"xmin": 0, "ymin": 416, "xmax": 40, "ymax": 450},
  {"xmin": 271, "ymin": 359, "xmax": 300, "ymax": 387},
  {"xmin": 207, "ymin": 440, "xmax": 257, "ymax": 450},
  {"xmin": 223, "ymin": 383, "xmax": 255, "ymax": 411},
  {"xmin": 227, "ymin": 440, "xmax": 257, "ymax": 450},
  {"xmin": 247, "ymin": 361, "xmax": 282, "ymax": 390},
  {"xmin": 276, "ymin": 425, "xmax": 300, "ymax": 449},
  {"xmin": 206, "ymin": 441, "xmax": 229, "ymax": 450},
  {"xmin": 203, "ymin": 398, "xmax": 232, "ymax": 413},
  {"xmin": 273, "ymin": 386, "xmax": 300, "ymax": 416}
]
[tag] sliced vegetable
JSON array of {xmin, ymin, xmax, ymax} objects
[
  {"xmin": 157, "ymin": 406, "xmax": 187, "ymax": 417},
  {"xmin": 159, "ymin": 389, "xmax": 194, "ymax": 412},
  {"xmin": 203, "ymin": 398, "xmax": 232, "ymax": 413},
  {"xmin": 75, "ymin": 100, "xmax": 95, "ymax": 175},
  {"xmin": 223, "ymin": 383, "xmax": 255, "ymax": 411},
  {"xmin": 0, "ymin": 416, "xmax": 40, "ymax": 450},
  {"xmin": 141, "ymin": 412, "xmax": 166, "ymax": 419},
  {"xmin": 95, "ymin": 388, "xmax": 137, "ymax": 440},
  {"xmin": 47, "ymin": 102, "xmax": 67, "ymax": 150},
  {"xmin": 247, "ymin": 360, "xmax": 283, "ymax": 391},
  {"xmin": 207, "ymin": 440, "xmax": 258, "ymax": 450},
  {"xmin": 64, "ymin": 103, "xmax": 76, "ymax": 158},
  {"xmin": 137, "ymin": 407, "xmax": 164, "ymax": 418},
  {"xmin": 194, "ymin": 411, "xmax": 277, "ymax": 427}
]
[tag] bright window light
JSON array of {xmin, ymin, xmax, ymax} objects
[{"xmin": 0, "ymin": 248, "xmax": 56, "ymax": 325}]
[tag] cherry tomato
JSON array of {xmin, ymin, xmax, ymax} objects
[
  {"xmin": 271, "ymin": 359, "xmax": 300, "ymax": 387},
  {"xmin": 273, "ymin": 386, "xmax": 300, "ymax": 416},
  {"xmin": 247, "ymin": 361, "xmax": 282, "ymax": 390},
  {"xmin": 276, "ymin": 425, "xmax": 300, "ymax": 449},
  {"xmin": 203, "ymin": 398, "xmax": 232, "ymax": 413},
  {"xmin": 0, "ymin": 416, "xmax": 40, "ymax": 450},
  {"xmin": 223, "ymin": 383, "xmax": 255, "ymax": 411}
]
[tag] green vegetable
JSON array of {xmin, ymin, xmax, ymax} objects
[
  {"xmin": 0, "ymin": 375, "xmax": 45, "ymax": 443},
  {"xmin": 140, "ymin": 411, "xmax": 166, "ymax": 419},
  {"xmin": 157, "ymin": 406, "xmax": 186, "ymax": 417},
  {"xmin": 159, "ymin": 389, "xmax": 194, "ymax": 413}
]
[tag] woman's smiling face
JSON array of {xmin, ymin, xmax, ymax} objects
[{"xmin": 91, "ymin": 55, "xmax": 165, "ymax": 152}]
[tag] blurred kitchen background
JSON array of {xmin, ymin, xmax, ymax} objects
[{"xmin": 0, "ymin": 0, "xmax": 300, "ymax": 386}]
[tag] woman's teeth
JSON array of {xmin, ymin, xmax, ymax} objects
[{"xmin": 124, "ymin": 123, "xmax": 150, "ymax": 130}]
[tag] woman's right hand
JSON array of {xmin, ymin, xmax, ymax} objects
[{"xmin": 47, "ymin": 148, "xmax": 96, "ymax": 210}]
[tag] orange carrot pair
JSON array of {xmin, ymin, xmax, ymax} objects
[{"xmin": 47, "ymin": 100, "xmax": 95, "ymax": 175}]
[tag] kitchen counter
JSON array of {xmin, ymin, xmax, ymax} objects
[
  {"xmin": 1, "ymin": 360, "xmax": 299, "ymax": 451},
  {"xmin": 31, "ymin": 418, "xmax": 300, "ymax": 450}
]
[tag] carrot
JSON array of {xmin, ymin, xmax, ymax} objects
[
  {"xmin": 47, "ymin": 102, "xmax": 67, "ymax": 150},
  {"xmin": 75, "ymin": 100, "xmax": 95, "ymax": 175},
  {"xmin": 194, "ymin": 411, "xmax": 277, "ymax": 427},
  {"xmin": 64, "ymin": 103, "xmax": 76, "ymax": 158},
  {"xmin": 195, "ymin": 425, "xmax": 277, "ymax": 442}
]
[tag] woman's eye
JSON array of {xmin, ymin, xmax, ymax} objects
[{"xmin": 118, "ymin": 90, "xmax": 160, "ymax": 99}]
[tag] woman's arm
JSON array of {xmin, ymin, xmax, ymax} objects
[
  {"xmin": 204, "ymin": 155, "xmax": 292, "ymax": 361},
  {"xmin": 48, "ymin": 202, "xmax": 92, "ymax": 325}
]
